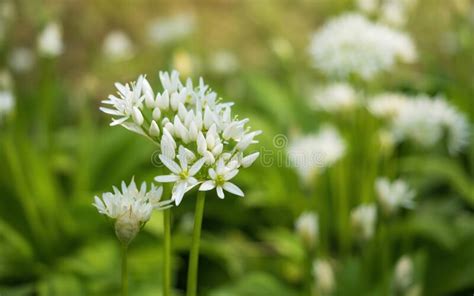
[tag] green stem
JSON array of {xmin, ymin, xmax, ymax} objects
[
  {"xmin": 186, "ymin": 191, "xmax": 206, "ymax": 296},
  {"xmin": 163, "ymin": 209, "xmax": 171, "ymax": 296},
  {"xmin": 122, "ymin": 244, "xmax": 128, "ymax": 296}
]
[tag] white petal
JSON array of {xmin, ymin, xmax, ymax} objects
[
  {"xmin": 189, "ymin": 157, "xmax": 206, "ymax": 176},
  {"xmin": 216, "ymin": 186, "xmax": 225, "ymax": 199},
  {"xmin": 159, "ymin": 154, "xmax": 181, "ymax": 174},
  {"xmin": 199, "ymin": 181, "xmax": 216, "ymax": 191},
  {"xmin": 223, "ymin": 182, "xmax": 244, "ymax": 197},
  {"xmin": 154, "ymin": 174, "xmax": 180, "ymax": 183},
  {"xmin": 173, "ymin": 182, "xmax": 187, "ymax": 205}
]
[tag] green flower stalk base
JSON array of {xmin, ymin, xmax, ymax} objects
[
  {"xmin": 163, "ymin": 209, "xmax": 171, "ymax": 296},
  {"xmin": 121, "ymin": 244, "xmax": 128, "ymax": 296},
  {"xmin": 186, "ymin": 191, "xmax": 206, "ymax": 296}
]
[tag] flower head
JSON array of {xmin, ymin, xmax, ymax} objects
[
  {"xmin": 295, "ymin": 211, "xmax": 319, "ymax": 248},
  {"xmin": 101, "ymin": 70, "xmax": 261, "ymax": 205},
  {"xmin": 93, "ymin": 178, "xmax": 171, "ymax": 245},
  {"xmin": 351, "ymin": 203, "xmax": 377, "ymax": 240},
  {"xmin": 311, "ymin": 83, "xmax": 358, "ymax": 112},
  {"xmin": 102, "ymin": 30, "xmax": 135, "ymax": 61},
  {"xmin": 309, "ymin": 13, "xmax": 416, "ymax": 79},
  {"xmin": 37, "ymin": 22, "xmax": 63, "ymax": 57},
  {"xmin": 313, "ymin": 259, "xmax": 335, "ymax": 295},
  {"xmin": 287, "ymin": 125, "xmax": 346, "ymax": 183},
  {"xmin": 375, "ymin": 177, "xmax": 415, "ymax": 215}
]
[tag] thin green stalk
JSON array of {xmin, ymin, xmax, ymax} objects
[
  {"xmin": 121, "ymin": 244, "xmax": 129, "ymax": 296},
  {"xmin": 186, "ymin": 191, "xmax": 206, "ymax": 296},
  {"xmin": 163, "ymin": 209, "xmax": 171, "ymax": 296}
]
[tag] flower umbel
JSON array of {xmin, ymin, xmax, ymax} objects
[
  {"xmin": 93, "ymin": 178, "xmax": 172, "ymax": 245},
  {"xmin": 375, "ymin": 177, "xmax": 415, "ymax": 215},
  {"xmin": 101, "ymin": 70, "xmax": 261, "ymax": 205}
]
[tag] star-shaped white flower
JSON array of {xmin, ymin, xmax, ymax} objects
[
  {"xmin": 155, "ymin": 146, "xmax": 206, "ymax": 205},
  {"xmin": 199, "ymin": 158, "xmax": 244, "ymax": 199}
]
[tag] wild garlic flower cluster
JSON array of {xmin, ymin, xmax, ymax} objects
[
  {"xmin": 375, "ymin": 177, "xmax": 415, "ymax": 215},
  {"xmin": 101, "ymin": 71, "xmax": 261, "ymax": 205},
  {"xmin": 287, "ymin": 125, "xmax": 346, "ymax": 183},
  {"xmin": 313, "ymin": 259, "xmax": 335, "ymax": 295},
  {"xmin": 0, "ymin": 89, "xmax": 14, "ymax": 122},
  {"xmin": 93, "ymin": 179, "xmax": 172, "ymax": 245},
  {"xmin": 310, "ymin": 83, "xmax": 359, "ymax": 113},
  {"xmin": 350, "ymin": 203, "xmax": 377, "ymax": 240},
  {"xmin": 368, "ymin": 93, "xmax": 470, "ymax": 154},
  {"xmin": 357, "ymin": 0, "xmax": 418, "ymax": 28},
  {"xmin": 309, "ymin": 13, "xmax": 416, "ymax": 80},
  {"xmin": 37, "ymin": 22, "xmax": 63, "ymax": 57}
]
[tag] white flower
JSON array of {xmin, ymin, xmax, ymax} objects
[
  {"xmin": 309, "ymin": 13, "xmax": 416, "ymax": 79},
  {"xmin": 93, "ymin": 178, "xmax": 171, "ymax": 245},
  {"xmin": 313, "ymin": 259, "xmax": 335, "ymax": 295},
  {"xmin": 375, "ymin": 177, "xmax": 415, "ymax": 214},
  {"xmin": 37, "ymin": 22, "xmax": 63, "ymax": 57},
  {"xmin": 394, "ymin": 255, "xmax": 414, "ymax": 291},
  {"xmin": 367, "ymin": 93, "xmax": 409, "ymax": 119},
  {"xmin": 393, "ymin": 96, "xmax": 470, "ymax": 154},
  {"xmin": 287, "ymin": 125, "xmax": 346, "ymax": 183},
  {"xmin": 199, "ymin": 158, "xmax": 244, "ymax": 199},
  {"xmin": 311, "ymin": 83, "xmax": 358, "ymax": 112},
  {"xmin": 0, "ymin": 89, "xmax": 14, "ymax": 120},
  {"xmin": 101, "ymin": 70, "xmax": 261, "ymax": 205},
  {"xmin": 356, "ymin": 0, "xmax": 379, "ymax": 14},
  {"xmin": 155, "ymin": 147, "xmax": 205, "ymax": 205},
  {"xmin": 351, "ymin": 203, "xmax": 377, "ymax": 240},
  {"xmin": 147, "ymin": 13, "xmax": 195, "ymax": 45},
  {"xmin": 8, "ymin": 47, "xmax": 35, "ymax": 73},
  {"xmin": 102, "ymin": 30, "xmax": 134, "ymax": 61},
  {"xmin": 208, "ymin": 50, "xmax": 239, "ymax": 75},
  {"xmin": 295, "ymin": 212, "xmax": 319, "ymax": 248}
]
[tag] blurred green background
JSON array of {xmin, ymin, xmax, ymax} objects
[{"xmin": 0, "ymin": 0, "xmax": 473, "ymax": 295}]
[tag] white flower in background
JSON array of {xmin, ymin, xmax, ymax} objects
[
  {"xmin": 356, "ymin": 0, "xmax": 379, "ymax": 14},
  {"xmin": 313, "ymin": 259, "xmax": 335, "ymax": 295},
  {"xmin": 375, "ymin": 177, "xmax": 415, "ymax": 214},
  {"xmin": 381, "ymin": 0, "xmax": 407, "ymax": 27},
  {"xmin": 391, "ymin": 95, "xmax": 470, "ymax": 154},
  {"xmin": 172, "ymin": 50, "xmax": 197, "ymax": 77},
  {"xmin": 287, "ymin": 125, "xmax": 346, "ymax": 183},
  {"xmin": 309, "ymin": 13, "xmax": 416, "ymax": 80},
  {"xmin": 8, "ymin": 47, "xmax": 35, "ymax": 73},
  {"xmin": 209, "ymin": 50, "xmax": 239, "ymax": 75},
  {"xmin": 101, "ymin": 70, "xmax": 261, "ymax": 205},
  {"xmin": 311, "ymin": 83, "xmax": 358, "ymax": 112},
  {"xmin": 351, "ymin": 203, "xmax": 377, "ymax": 240},
  {"xmin": 270, "ymin": 37, "xmax": 294, "ymax": 60},
  {"xmin": 295, "ymin": 211, "xmax": 319, "ymax": 248},
  {"xmin": 0, "ymin": 90, "xmax": 15, "ymax": 121},
  {"xmin": 147, "ymin": 13, "xmax": 195, "ymax": 45},
  {"xmin": 102, "ymin": 30, "xmax": 134, "ymax": 61},
  {"xmin": 367, "ymin": 93, "xmax": 409, "ymax": 119},
  {"xmin": 93, "ymin": 178, "xmax": 171, "ymax": 245},
  {"xmin": 37, "ymin": 22, "xmax": 63, "ymax": 57},
  {"xmin": 394, "ymin": 255, "xmax": 414, "ymax": 292}
]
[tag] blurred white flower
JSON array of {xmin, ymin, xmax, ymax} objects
[
  {"xmin": 37, "ymin": 22, "xmax": 63, "ymax": 57},
  {"xmin": 101, "ymin": 70, "xmax": 261, "ymax": 205},
  {"xmin": 209, "ymin": 50, "xmax": 239, "ymax": 75},
  {"xmin": 102, "ymin": 30, "xmax": 134, "ymax": 61},
  {"xmin": 313, "ymin": 259, "xmax": 335, "ymax": 295},
  {"xmin": 8, "ymin": 47, "xmax": 35, "ymax": 73},
  {"xmin": 392, "ymin": 95, "xmax": 470, "ymax": 154},
  {"xmin": 375, "ymin": 177, "xmax": 415, "ymax": 214},
  {"xmin": 311, "ymin": 83, "xmax": 358, "ymax": 112},
  {"xmin": 0, "ymin": 90, "xmax": 15, "ymax": 121},
  {"xmin": 394, "ymin": 255, "xmax": 414, "ymax": 292},
  {"xmin": 356, "ymin": 0, "xmax": 379, "ymax": 14},
  {"xmin": 270, "ymin": 37, "xmax": 294, "ymax": 60},
  {"xmin": 368, "ymin": 93, "xmax": 409, "ymax": 119},
  {"xmin": 295, "ymin": 211, "xmax": 319, "ymax": 248},
  {"xmin": 147, "ymin": 13, "xmax": 195, "ymax": 45},
  {"xmin": 288, "ymin": 125, "xmax": 346, "ymax": 183},
  {"xmin": 381, "ymin": 0, "xmax": 407, "ymax": 27},
  {"xmin": 93, "ymin": 178, "xmax": 171, "ymax": 245},
  {"xmin": 309, "ymin": 13, "xmax": 416, "ymax": 80},
  {"xmin": 351, "ymin": 203, "xmax": 377, "ymax": 240}
]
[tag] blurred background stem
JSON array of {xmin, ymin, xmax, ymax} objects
[{"xmin": 186, "ymin": 191, "xmax": 206, "ymax": 296}]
